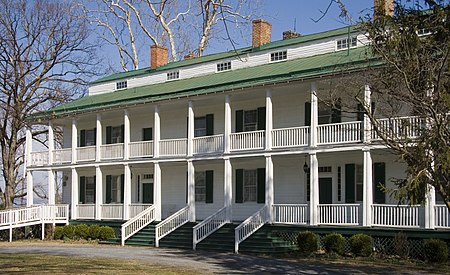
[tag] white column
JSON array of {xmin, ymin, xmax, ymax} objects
[
  {"xmin": 48, "ymin": 121, "xmax": 54, "ymax": 165},
  {"xmin": 224, "ymin": 95, "xmax": 231, "ymax": 154},
  {"xmin": 123, "ymin": 164, "xmax": 131, "ymax": 220},
  {"xmin": 47, "ymin": 170, "xmax": 55, "ymax": 205},
  {"xmin": 154, "ymin": 106, "xmax": 160, "ymax": 158},
  {"xmin": 363, "ymin": 148, "xmax": 373, "ymax": 226},
  {"xmin": 124, "ymin": 110, "xmax": 130, "ymax": 160},
  {"xmin": 363, "ymin": 85, "xmax": 372, "ymax": 143},
  {"xmin": 224, "ymin": 158, "xmax": 232, "ymax": 222},
  {"xmin": 265, "ymin": 155, "xmax": 274, "ymax": 223},
  {"xmin": 425, "ymin": 185, "xmax": 436, "ymax": 229},
  {"xmin": 309, "ymin": 152, "xmax": 319, "ymax": 225},
  {"xmin": 71, "ymin": 119, "xmax": 77, "ymax": 164},
  {"xmin": 265, "ymin": 91, "xmax": 273, "ymax": 150},
  {"xmin": 71, "ymin": 168, "xmax": 78, "ymax": 219},
  {"xmin": 187, "ymin": 101, "xmax": 194, "ymax": 157},
  {"xmin": 96, "ymin": 114, "xmax": 102, "ymax": 162},
  {"xmin": 26, "ymin": 171, "xmax": 33, "ymax": 207},
  {"xmin": 310, "ymin": 83, "xmax": 318, "ymax": 147},
  {"xmin": 154, "ymin": 162, "xmax": 162, "ymax": 221},
  {"xmin": 187, "ymin": 160, "xmax": 196, "ymax": 222},
  {"xmin": 95, "ymin": 166, "xmax": 103, "ymax": 220}
]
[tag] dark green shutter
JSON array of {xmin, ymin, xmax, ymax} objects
[
  {"xmin": 80, "ymin": 130, "xmax": 86, "ymax": 147},
  {"xmin": 79, "ymin": 176, "xmax": 86, "ymax": 204},
  {"xmin": 185, "ymin": 172, "xmax": 188, "ymax": 204},
  {"xmin": 236, "ymin": 110, "xmax": 243, "ymax": 132},
  {"xmin": 93, "ymin": 128, "xmax": 97, "ymax": 145},
  {"xmin": 206, "ymin": 114, "xmax": 214, "ymax": 136},
  {"xmin": 235, "ymin": 169, "xmax": 243, "ymax": 203},
  {"xmin": 374, "ymin": 162, "xmax": 386, "ymax": 204},
  {"xmin": 120, "ymin": 124, "xmax": 125, "ymax": 143},
  {"xmin": 357, "ymin": 104, "xmax": 364, "ymax": 121},
  {"xmin": 106, "ymin": 175, "xmax": 112, "ymax": 203},
  {"xmin": 345, "ymin": 164, "xmax": 355, "ymax": 203},
  {"xmin": 331, "ymin": 100, "xmax": 342, "ymax": 123},
  {"xmin": 257, "ymin": 168, "xmax": 265, "ymax": 204},
  {"xmin": 106, "ymin": 126, "xmax": 112, "ymax": 144},
  {"xmin": 257, "ymin": 107, "xmax": 266, "ymax": 130},
  {"xmin": 120, "ymin": 174, "xmax": 125, "ymax": 203},
  {"xmin": 93, "ymin": 176, "xmax": 96, "ymax": 202},
  {"xmin": 305, "ymin": 102, "xmax": 311, "ymax": 126},
  {"xmin": 143, "ymin": 127, "xmax": 153, "ymax": 141},
  {"xmin": 205, "ymin": 170, "xmax": 214, "ymax": 203}
]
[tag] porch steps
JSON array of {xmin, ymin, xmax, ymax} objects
[
  {"xmin": 158, "ymin": 222, "xmax": 196, "ymax": 250},
  {"xmin": 195, "ymin": 223, "xmax": 236, "ymax": 252},
  {"xmin": 239, "ymin": 225, "xmax": 296, "ymax": 254}
]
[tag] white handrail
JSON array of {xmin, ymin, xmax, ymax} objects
[
  {"xmin": 234, "ymin": 205, "xmax": 268, "ymax": 253},
  {"xmin": 193, "ymin": 206, "xmax": 228, "ymax": 250},
  {"xmin": 273, "ymin": 204, "xmax": 309, "ymax": 224},
  {"xmin": 121, "ymin": 205, "xmax": 156, "ymax": 246},
  {"xmin": 318, "ymin": 204, "xmax": 360, "ymax": 225},
  {"xmin": 372, "ymin": 204, "xmax": 421, "ymax": 228},
  {"xmin": 434, "ymin": 204, "xmax": 450, "ymax": 228},
  {"xmin": 155, "ymin": 205, "xmax": 190, "ymax": 247}
]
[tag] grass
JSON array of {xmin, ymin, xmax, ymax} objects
[{"xmin": 0, "ymin": 253, "xmax": 198, "ymax": 274}]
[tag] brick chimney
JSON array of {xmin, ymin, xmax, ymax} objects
[
  {"xmin": 184, "ymin": 53, "xmax": 196, "ymax": 60},
  {"xmin": 374, "ymin": 0, "xmax": 394, "ymax": 18},
  {"xmin": 252, "ymin": 19, "xmax": 272, "ymax": 48},
  {"xmin": 283, "ymin": 30, "xmax": 300, "ymax": 40},
  {"xmin": 150, "ymin": 45, "xmax": 168, "ymax": 69}
]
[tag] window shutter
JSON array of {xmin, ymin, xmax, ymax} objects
[
  {"xmin": 143, "ymin": 127, "xmax": 153, "ymax": 141},
  {"xmin": 236, "ymin": 110, "xmax": 243, "ymax": 132},
  {"xmin": 79, "ymin": 176, "xmax": 86, "ymax": 204},
  {"xmin": 206, "ymin": 114, "xmax": 214, "ymax": 136},
  {"xmin": 185, "ymin": 172, "xmax": 188, "ymax": 204},
  {"xmin": 120, "ymin": 174, "xmax": 125, "ymax": 203},
  {"xmin": 357, "ymin": 104, "xmax": 364, "ymax": 121},
  {"xmin": 106, "ymin": 126, "xmax": 112, "ymax": 144},
  {"xmin": 80, "ymin": 130, "xmax": 86, "ymax": 147},
  {"xmin": 235, "ymin": 169, "xmax": 243, "ymax": 203},
  {"xmin": 93, "ymin": 176, "xmax": 96, "ymax": 202},
  {"xmin": 257, "ymin": 168, "xmax": 265, "ymax": 204},
  {"xmin": 121, "ymin": 124, "xmax": 125, "ymax": 143},
  {"xmin": 304, "ymin": 102, "xmax": 311, "ymax": 126},
  {"xmin": 257, "ymin": 107, "xmax": 266, "ymax": 130},
  {"xmin": 106, "ymin": 175, "xmax": 112, "ymax": 203},
  {"xmin": 345, "ymin": 164, "xmax": 355, "ymax": 203},
  {"xmin": 93, "ymin": 128, "xmax": 97, "ymax": 145},
  {"xmin": 374, "ymin": 162, "xmax": 386, "ymax": 204},
  {"xmin": 205, "ymin": 170, "xmax": 214, "ymax": 203},
  {"xmin": 331, "ymin": 100, "xmax": 342, "ymax": 123}
]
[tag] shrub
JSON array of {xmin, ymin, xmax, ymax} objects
[
  {"xmin": 97, "ymin": 226, "xmax": 115, "ymax": 240},
  {"xmin": 349, "ymin": 234, "xmax": 373, "ymax": 257},
  {"xmin": 75, "ymin": 224, "xmax": 90, "ymax": 240},
  {"xmin": 297, "ymin": 231, "xmax": 319, "ymax": 254},
  {"xmin": 323, "ymin": 233, "xmax": 345, "ymax": 255},
  {"xmin": 89, "ymin": 225, "xmax": 101, "ymax": 240},
  {"xmin": 62, "ymin": 224, "xmax": 77, "ymax": 240},
  {"xmin": 423, "ymin": 239, "xmax": 448, "ymax": 263},
  {"xmin": 54, "ymin": 226, "xmax": 64, "ymax": 240}
]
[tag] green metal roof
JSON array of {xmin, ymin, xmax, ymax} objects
[
  {"xmin": 32, "ymin": 46, "xmax": 379, "ymax": 121},
  {"xmin": 91, "ymin": 26, "xmax": 359, "ymax": 85}
]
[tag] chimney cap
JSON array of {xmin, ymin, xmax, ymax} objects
[{"xmin": 283, "ymin": 30, "xmax": 300, "ymax": 40}]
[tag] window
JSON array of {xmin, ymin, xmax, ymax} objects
[
  {"xmin": 142, "ymin": 127, "xmax": 153, "ymax": 141},
  {"xmin": 106, "ymin": 174, "xmax": 123, "ymax": 203},
  {"xmin": 111, "ymin": 126, "xmax": 123, "ymax": 143},
  {"xmin": 318, "ymin": 166, "xmax": 332, "ymax": 173},
  {"xmin": 243, "ymin": 170, "xmax": 257, "ymax": 202},
  {"xmin": 194, "ymin": 117, "xmax": 206, "ymax": 137},
  {"xmin": 318, "ymin": 101, "xmax": 341, "ymax": 125},
  {"xmin": 167, "ymin": 71, "xmax": 179, "ymax": 80},
  {"xmin": 85, "ymin": 176, "xmax": 95, "ymax": 204},
  {"xmin": 336, "ymin": 37, "xmax": 357, "ymax": 50},
  {"xmin": 217, "ymin": 61, "xmax": 231, "ymax": 72},
  {"xmin": 111, "ymin": 175, "xmax": 119, "ymax": 202},
  {"xmin": 80, "ymin": 128, "xmax": 96, "ymax": 147},
  {"xmin": 116, "ymin": 81, "xmax": 127, "ymax": 90},
  {"xmin": 195, "ymin": 171, "xmax": 206, "ymax": 202},
  {"xmin": 143, "ymin": 174, "xmax": 153, "ymax": 180},
  {"xmin": 355, "ymin": 164, "xmax": 363, "ymax": 202},
  {"xmin": 270, "ymin": 50, "xmax": 287, "ymax": 62},
  {"xmin": 244, "ymin": 110, "xmax": 257, "ymax": 131}
]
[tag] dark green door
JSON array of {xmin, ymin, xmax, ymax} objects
[
  {"xmin": 142, "ymin": 182, "xmax": 154, "ymax": 204},
  {"xmin": 319, "ymin": 178, "xmax": 333, "ymax": 204}
]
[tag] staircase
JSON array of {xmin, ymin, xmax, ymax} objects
[
  {"xmin": 101, "ymin": 222, "xmax": 157, "ymax": 246},
  {"xmin": 239, "ymin": 224, "xmax": 295, "ymax": 254},
  {"xmin": 195, "ymin": 223, "xmax": 236, "ymax": 252},
  {"xmin": 158, "ymin": 222, "xmax": 196, "ymax": 249}
]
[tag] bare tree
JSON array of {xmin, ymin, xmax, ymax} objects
[
  {"xmin": 0, "ymin": 0, "xmax": 98, "ymax": 209},
  {"xmin": 85, "ymin": 0, "xmax": 258, "ymax": 71}
]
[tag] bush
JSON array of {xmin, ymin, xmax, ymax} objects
[
  {"xmin": 297, "ymin": 231, "xmax": 319, "ymax": 254},
  {"xmin": 62, "ymin": 224, "xmax": 77, "ymax": 240},
  {"xmin": 323, "ymin": 233, "xmax": 345, "ymax": 255},
  {"xmin": 54, "ymin": 226, "xmax": 64, "ymax": 240},
  {"xmin": 97, "ymin": 226, "xmax": 115, "ymax": 240},
  {"xmin": 423, "ymin": 239, "xmax": 448, "ymax": 263},
  {"xmin": 349, "ymin": 234, "xmax": 373, "ymax": 257},
  {"xmin": 75, "ymin": 224, "xmax": 90, "ymax": 240},
  {"xmin": 89, "ymin": 225, "xmax": 101, "ymax": 240}
]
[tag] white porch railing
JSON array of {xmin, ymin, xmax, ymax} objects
[
  {"xmin": 101, "ymin": 144, "xmax": 124, "ymax": 160},
  {"xmin": 372, "ymin": 204, "xmax": 420, "ymax": 228},
  {"xmin": 159, "ymin": 138, "xmax": 187, "ymax": 156},
  {"xmin": 76, "ymin": 146, "xmax": 96, "ymax": 162},
  {"xmin": 30, "ymin": 151, "xmax": 49, "ymax": 166},
  {"xmin": 234, "ymin": 205, "xmax": 268, "ymax": 253},
  {"xmin": 272, "ymin": 127, "xmax": 309, "ymax": 148},
  {"xmin": 101, "ymin": 204, "xmax": 123, "ymax": 220},
  {"xmin": 273, "ymin": 204, "xmax": 309, "ymax": 224},
  {"xmin": 230, "ymin": 130, "xmax": 265, "ymax": 151},
  {"xmin": 121, "ymin": 205, "xmax": 156, "ymax": 246},
  {"xmin": 193, "ymin": 206, "xmax": 228, "ymax": 250},
  {"xmin": 434, "ymin": 205, "xmax": 449, "ymax": 228},
  {"xmin": 41, "ymin": 204, "xmax": 70, "ymax": 222},
  {"xmin": 155, "ymin": 206, "xmax": 190, "ymax": 247},
  {"xmin": 318, "ymin": 204, "xmax": 360, "ymax": 225},
  {"xmin": 129, "ymin": 204, "xmax": 153, "ymax": 218},
  {"xmin": 193, "ymin": 134, "xmax": 224, "ymax": 155},
  {"xmin": 373, "ymin": 116, "xmax": 424, "ymax": 140},
  {"xmin": 77, "ymin": 204, "xmax": 95, "ymax": 219},
  {"xmin": 317, "ymin": 121, "xmax": 362, "ymax": 145},
  {"xmin": 53, "ymin": 149, "xmax": 72, "ymax": 164},
  {"xmin": 129, "ymin": 141, "xmax": 154, "ymax": 158}
]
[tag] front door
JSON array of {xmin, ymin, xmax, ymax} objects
[
  {"xmin": 319, "ymin": 177, "xmax": 332, "ymax": 204},
  {"xmin": 142, "ymin": 182, "xmax": 153, "ymax": 204}
]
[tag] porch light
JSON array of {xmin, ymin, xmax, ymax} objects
[{"xmin": 303, "ymin": 156, "xmax": 309, "ymax": 173}]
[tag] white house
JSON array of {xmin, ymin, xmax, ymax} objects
[{"xmin": 20, "ymin": 1, "xmax": 449, "ymax": 252}]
